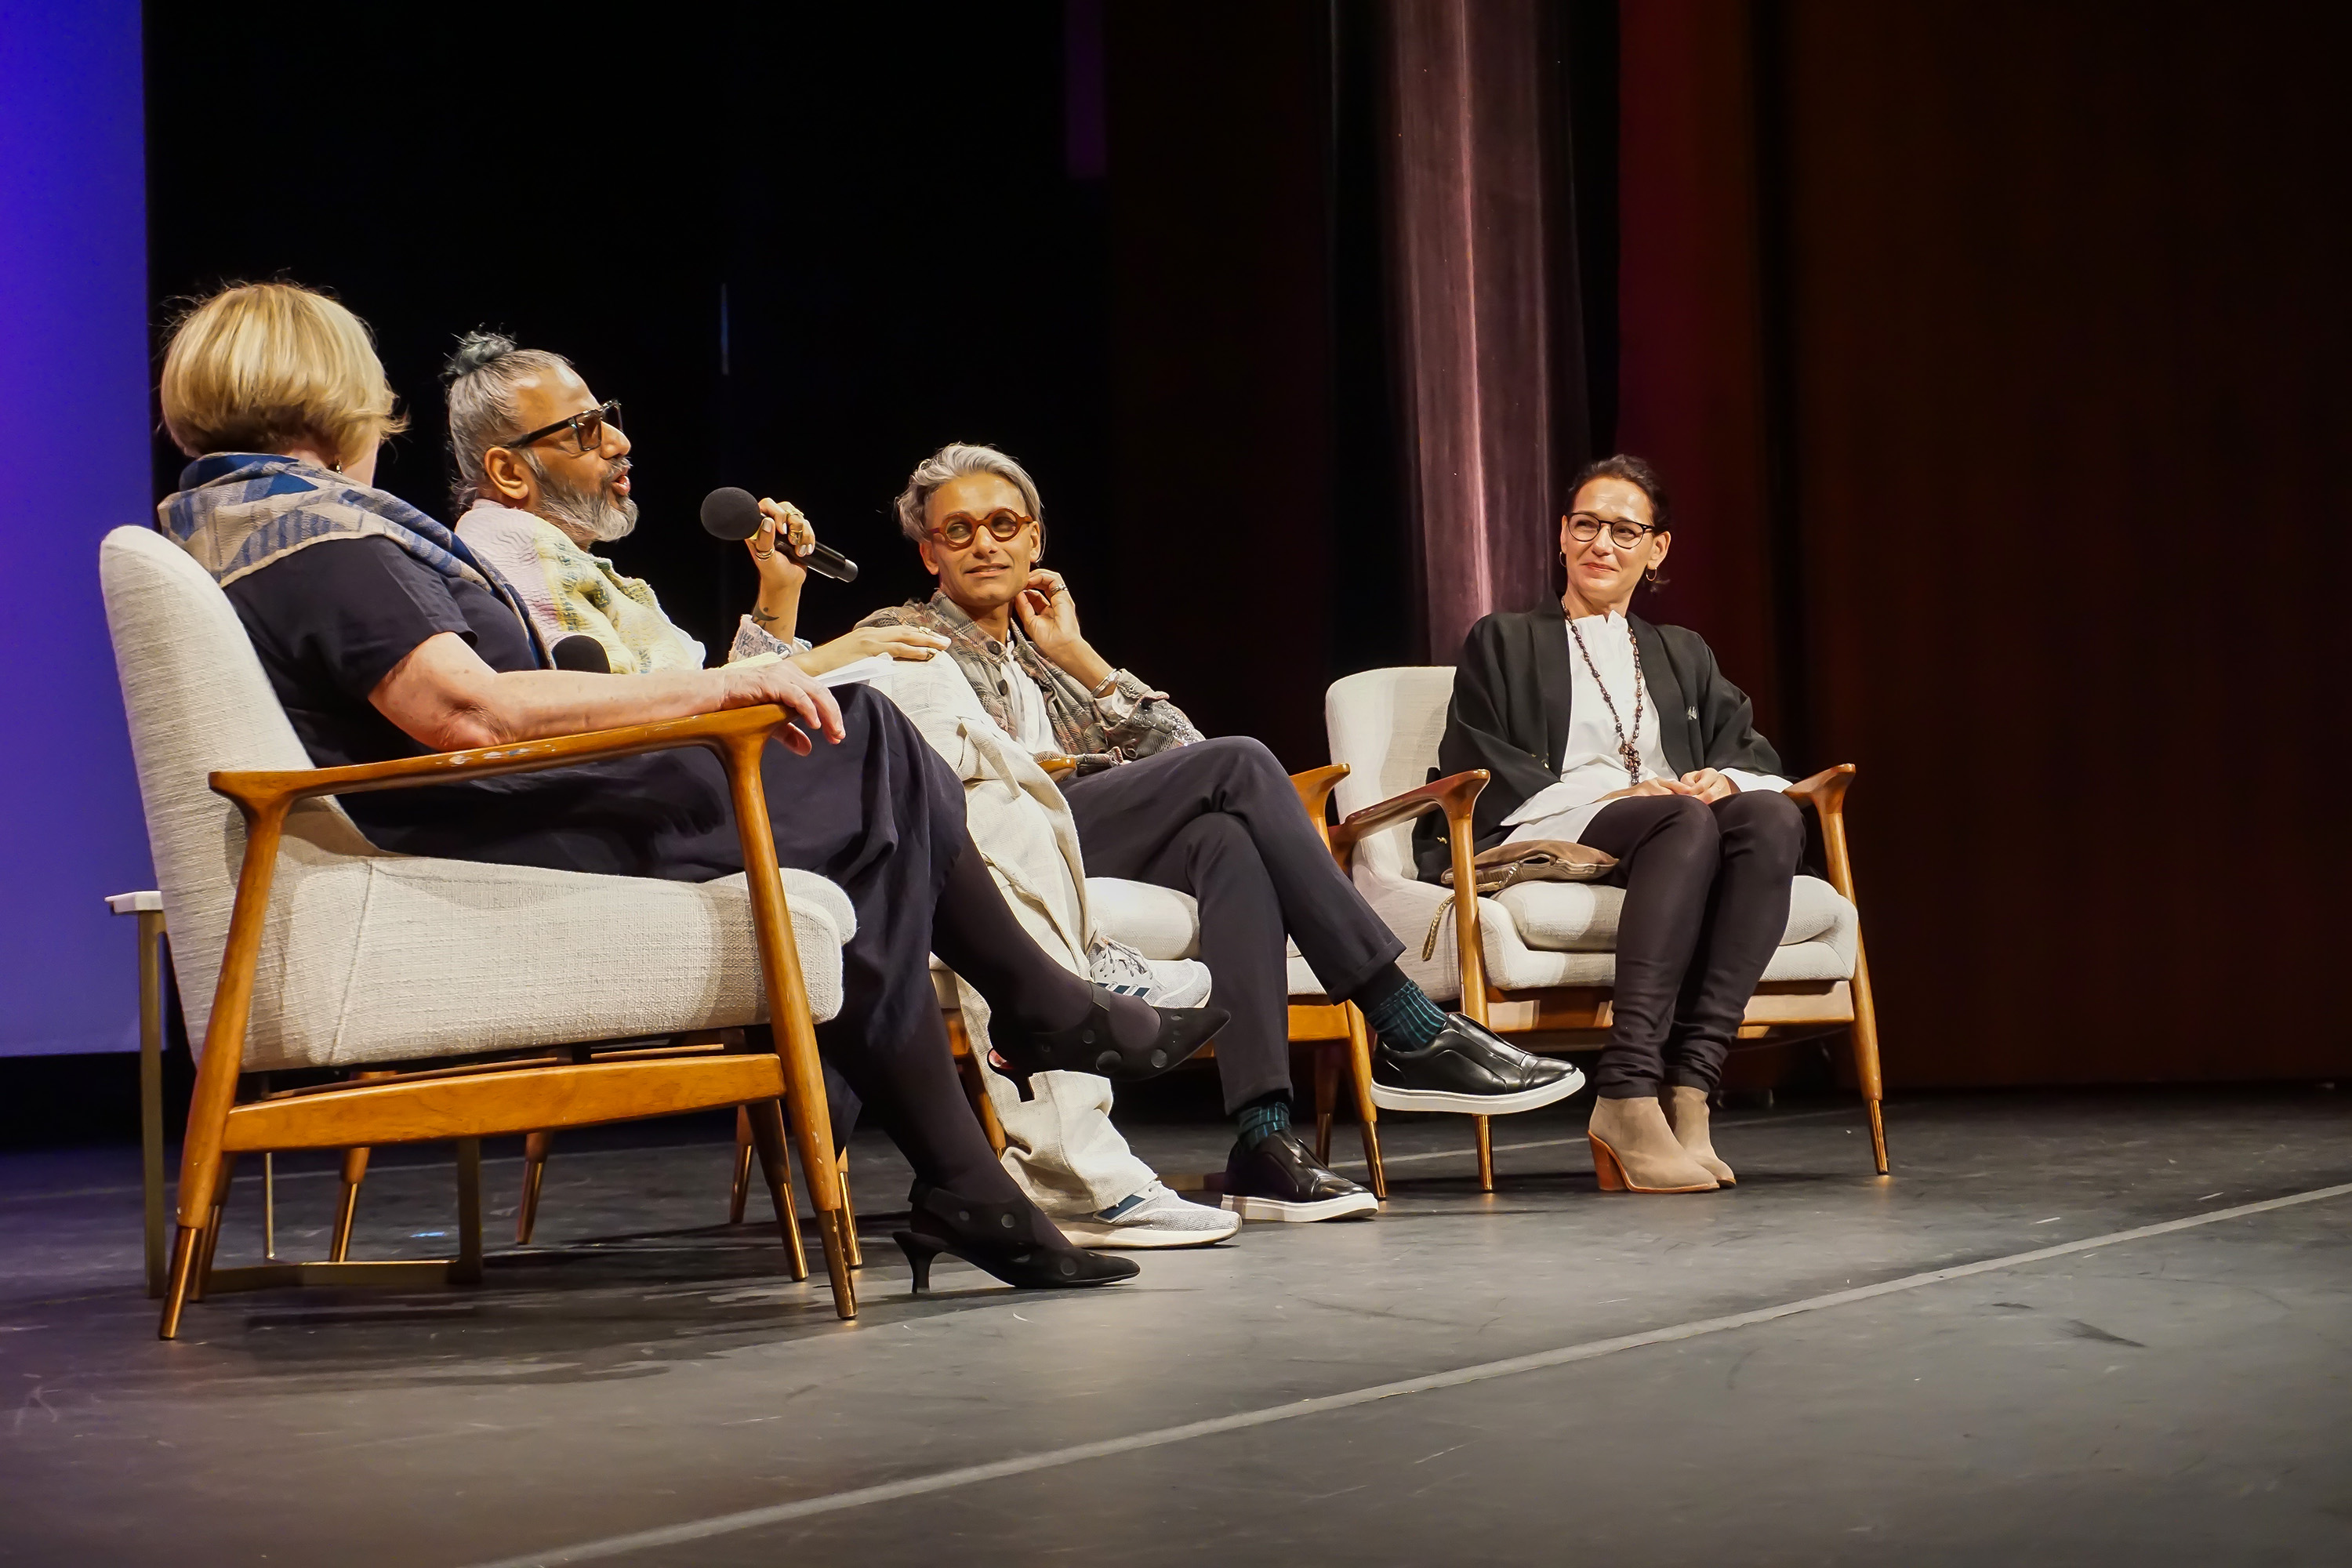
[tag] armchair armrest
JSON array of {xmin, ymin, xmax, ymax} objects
[
  {"xmin": 1783, "ymin": 763, "xmax": 1853, "ymax": 817},
  {"xmin": 1782, "ymin": 762, "xmax": 1862, "ymax": 906},
  {"xmin": 1327, "ymin": 769, "xmax": 1489, "ymax": 861},
  {"xmin": 210, "ymin": 705, "xmax": 798, "ymax": 812},
  {"xmin": 1327, "ymin": 768, "xmax": 1494, "ymax": 1021},
  {"xmin": 1289, "ymin": 764, "xmax": 1351, "ymax": 848}
]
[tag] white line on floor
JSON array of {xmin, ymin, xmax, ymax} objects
[{"xmin": 460, "ymin": 1179, "xmax": 2352, "ymax": 1568}]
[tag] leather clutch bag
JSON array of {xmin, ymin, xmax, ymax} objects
[{"xmin": 1439, "ymin": 839, "xmax": 1617, "ymax": 895}]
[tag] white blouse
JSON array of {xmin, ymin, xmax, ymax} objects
[
  {"xmin": 1501, "ymin": 612, "xmax": 1790, "ymax": 846},
  {"xmin": 996, "ymin": 641, "xmax": 1058, "ymax": 753}
]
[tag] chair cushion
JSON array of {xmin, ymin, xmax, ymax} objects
[
  {"xmin": 931, "ymin": 882, "xmax": 1334, "ymax": 1010},
  {"xmin": 1495, "ymin": 873, "xmax": 1845, "ymax": 953},
  {"xmin": 1087, "ymin": 877, "xmax": 1200, "ymax": 960},
  {"xmin": 220, "ymin": 833, "xmax": 851, "ymax": 1073},
  {"xmin": 1351, "ymin": 863, "xmax": 1857, "ymax": 1004}
]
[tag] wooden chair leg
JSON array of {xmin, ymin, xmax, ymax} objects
[
  {"xmin": 741, "ymin": 1101, "xmax": 809, "ymax": 1282},
  {"xmin": 1312, "ymin": 1042, "xmax": 1339, "ymax": 1164},
  {"xmin": 1472, "ymin": 1115, "xmax": 1494, "ymax": 1192},
  {"xmin": 329, "ymin": 1147, "xmax": 371, "ymax": 1261},
  {"xmin": 516, "ymin": 1131, "xmax": 554, "ymax": 1243},
  {"xmin": 1343, "ymin": 1003, "xmax": 1386, "ymax": 1200},
  {"xmin": 728, "ymin": 1108, "xmax": 756, "ymax": 1224},
  {"xmin": 1849, "ymin": 936, "xmax": 1889, "ymax": 1174},
  {"xmin": 835, "ymin": 1148, "xmax": 862, "ymax": 1269},
  {"xmin": 452, "ymin": 1138, "xmax": 485, "ymax": 1286},
  {"xmin": 953, "ymin": 1042, "xmax": 1009, "ymax": 1157},
  {"xmin": 192, "ymin": 1154, "xmax": 236, "ymax": 1301},
  {"xmin": 720, "ymin": 729, "xmax": 853, "ymax": 1319}
]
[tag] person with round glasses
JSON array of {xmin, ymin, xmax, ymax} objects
[
  {"xmin": 860, "ymin": 444, "xmax": 1584, "ymax": 1229},
  {"xmin": 1419, "ymin": 453, "xmax": 1806, "ymax": 1194}
]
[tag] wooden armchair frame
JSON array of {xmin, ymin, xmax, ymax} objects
[
  {"xmin": 160, "ymin": 704, "xmax": 856, "ymax": 1338},
  {"xmin": 1327, "ymin": 764, "xmax": 1887, "ymax": 1192}
]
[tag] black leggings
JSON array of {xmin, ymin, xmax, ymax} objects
[{"xmin": 1577, "ymin": 790, "xmax": 1804, "ymax": 1098}]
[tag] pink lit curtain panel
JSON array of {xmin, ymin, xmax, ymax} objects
[{"xmin": 1379, "ymin": 0, "xmax": 1577, "ymax": 663}]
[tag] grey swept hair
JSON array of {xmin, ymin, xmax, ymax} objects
[{"xmin": 893, "ymin": 441, "xmax": 1045, "ymax": 546}]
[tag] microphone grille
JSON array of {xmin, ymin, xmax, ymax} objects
[{"xmin": 699, "ymin": 486, "xmax": 764, "ymax": 541}]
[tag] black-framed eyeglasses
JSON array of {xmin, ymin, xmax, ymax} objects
[
  {"xmin": 1566, "ymin": 511, "xmax": 1660, "ymax": 550},
  {"xmin": 932, "ymin": 509, "xmax": 1036, "ymax": 548},
  {"xmin": 499, "ymin": 400, "xmax": 622, "ymax": 457}
]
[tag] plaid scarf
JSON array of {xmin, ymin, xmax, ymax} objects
[
  {"xmin": 158, "ymin": 454, "xmax": 548, "ymax": 666},
  {"xmin": 858, "ymin": 591, "xmax": 1200, "ymax": 771}
]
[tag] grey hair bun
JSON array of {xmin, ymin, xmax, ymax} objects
[{"xmin": 443, "ymin": 329, "xmax": 519, "ymax": 385}]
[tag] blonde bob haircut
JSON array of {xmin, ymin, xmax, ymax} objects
[{"xmin": 159, "ymin": 281, "xmax": 408, "ymax": 468}]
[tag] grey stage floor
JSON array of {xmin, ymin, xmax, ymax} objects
[{"xmin": 1, "ymin": 1088, "xmax": 2347, "ymax": 1566}]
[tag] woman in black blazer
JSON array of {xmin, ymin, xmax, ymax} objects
[{"xmin": 1416, "ymin": 456, "xmax": 1804, "ymax": 1193}]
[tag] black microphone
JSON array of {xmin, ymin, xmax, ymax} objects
[
  {"xmin": 699, "ymin": 486, "xmax": 858, "ymax": 583},
  {"xmin": 550, "ymin": 634, "xmax": 612, "ymax": 673}
]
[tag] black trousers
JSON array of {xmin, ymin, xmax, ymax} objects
[
  {"xmin": 1577, "ymin": 789, "xmax": 1805, "ymax": 1098},
  {"xmin": 1062, "ymin": 737, "xmax": 1405, "ymax": 1113}
]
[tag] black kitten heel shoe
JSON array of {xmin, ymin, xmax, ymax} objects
[
  {"xmin": 893, "ymin": 1182, "xmax": 1140, "ymax": 1294},
  {"xmin": 985, "ymin": 989, "xmax": 1228, "ymax": 1096}
]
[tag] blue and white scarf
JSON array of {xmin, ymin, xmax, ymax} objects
[{"xmin": 158, "ymin": 453, "xmax": 549, "ymax": 666}]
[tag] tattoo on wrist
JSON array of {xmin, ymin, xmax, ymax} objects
[{"xmin": 750, "ymin": 607, "xmax": 780, "ymax": 626}]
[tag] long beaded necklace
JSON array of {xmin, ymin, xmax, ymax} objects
[{"xmin": 1566, "ymin": 613, "xmax": 1646, "ymax": 787}]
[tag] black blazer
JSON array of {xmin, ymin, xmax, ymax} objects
[{"xmin": 1412, "ymin": 605, "xmax": 1784, "ymax": 883}]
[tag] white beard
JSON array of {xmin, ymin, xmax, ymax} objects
[{"xmin": 526, "ymin": 454, "xmax": 639, "ymax": 543}]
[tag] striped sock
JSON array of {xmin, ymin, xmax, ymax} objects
[
  {"xmin": 1236, "ymin": 1094, "xmax": 1291, "ymax": 1150},
  {"xmin": 1358, "ymin": 974, "xmax": 1450, "ymax": 1052}
]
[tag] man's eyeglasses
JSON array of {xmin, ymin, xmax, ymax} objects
[
  {"xmin": 1566, "ymin": 512, "xmax": 1661, "ymax": 550},
  {"xmin": 500, "ymin": 400, "xmax": 622, "ymax": 457},
  {"xmin": 932, "ymin": 510, "xmax": 1036, "ymax": 548}
]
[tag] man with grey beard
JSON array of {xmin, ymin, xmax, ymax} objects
[{"xmin": 445, "ymin": 330, "xmax": 847, "ymax": 673}]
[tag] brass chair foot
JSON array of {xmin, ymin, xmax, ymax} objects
[
  {"xmin": 728, "ymin": 1108, "xmax": 754, "ymax": 1225},
  {"xmin": 818, "ymin": 1207, "xmax": 858, "ymax": 1320},
  {"xmin": 517, "ymin": 1131, "xmax": 552, "ymax": 1244},
  {"xmin": 157, "ymin": 1225, "xmax": 202, "ymax": 1340},
  {"xmin": 836, "ymin": 1151, "xmax": 862, "ymax": 1270},
  {"xmin": 1473, "ymin": 1114, "xmax": 1494, "ymax": 1192},
  {"xmin": 1867, "ymin": 1098, "xmax": 1889, "ymax": 1174}
]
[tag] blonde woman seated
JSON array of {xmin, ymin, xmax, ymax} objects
[{"xmin": 1419, "ymin": 455, "xmax": 1802, "ymax": 1193}]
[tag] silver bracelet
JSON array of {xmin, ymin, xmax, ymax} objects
[{"xmin": 1090, "ymin": 671, "xmax": 1120, "ymax": 699}]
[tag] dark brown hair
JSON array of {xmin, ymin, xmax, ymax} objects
[{"xmin": 1566, "ymin": 452, "xmax": 1671, "ymax": 532}]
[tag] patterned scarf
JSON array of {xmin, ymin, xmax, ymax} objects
[
  {"xmin": 158, "ymin": 454, "xmax": 548, "ymax": 666},
  {"xmin": 857, "ymin": 591, "xmax": 1200, "ymax": 771}
]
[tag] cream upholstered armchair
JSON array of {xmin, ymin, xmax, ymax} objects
[
  {"xmin": 100, "ymin": 526, "xmax": 861, "ymax": 1334},
  {"xmin": 1322, "ymin": 667, "xmax": 1886, "ymax": 1190}
]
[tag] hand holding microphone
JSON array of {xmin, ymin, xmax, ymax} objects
[{"xmin": 699, "ymin": 485, "xmax": 858, "ymax": 583}]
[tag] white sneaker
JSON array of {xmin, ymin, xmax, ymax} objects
[
  {"xmin": 1087, "ymin": 936, "xmax": 1213, "ymax": 1010},
  {"xmin": 1056, "ymin": 1180, "xmax": 1242, "ymax": 1249}
]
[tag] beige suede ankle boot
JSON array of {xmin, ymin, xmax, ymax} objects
[
  {"xmin": 1587, "ymin": 1094, "xmax": 1719, "ymax": 1193},
  {"xmin": 1661, "ymin": 1085, "xmax": 1736, "ymax": 1185}
]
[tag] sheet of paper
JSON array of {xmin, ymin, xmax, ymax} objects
[{"xmin": 816, "ymin": 654, "xmax": 895, "ymax": 689}]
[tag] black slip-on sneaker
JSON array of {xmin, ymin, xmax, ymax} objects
[
  {"xmin": 1220, "ymin": 1128, "xmax": 1380, "ymax": 1222},
  {"xmin": 1370, "ymin": 1014, "xmax": 1586, "ymax": 1114}
]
